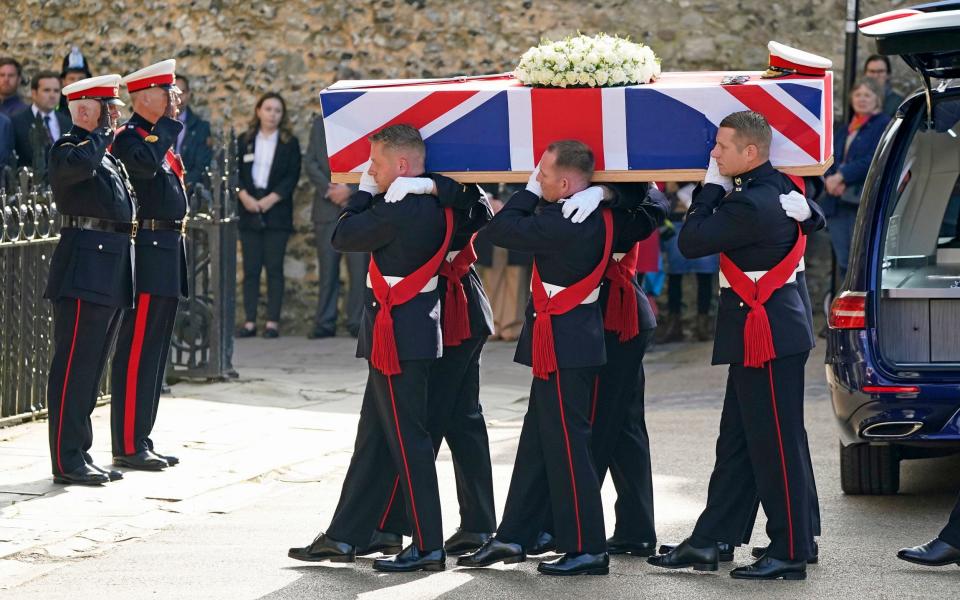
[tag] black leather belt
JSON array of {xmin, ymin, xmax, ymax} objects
[
  {"xmin": 63, "ymin": 216, "xmax": 138, "ymax": 237},
  {"xmin": 139, "ymin": 218, "xmax": 187, "ymax": 234}
]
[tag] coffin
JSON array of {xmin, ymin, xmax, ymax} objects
[{"xmin": 320, "ymin": 71, "xmax": 833, "ymax": 183}]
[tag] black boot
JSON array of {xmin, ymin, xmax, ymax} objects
[
  {"xmin": 752, "ymin": 541, "xmax": 818, "ymax": 564},
  {"xmin": 287, "ymin": 533, "xmax": 356, "ymax": 563},
  {"xmin": 537, "ymin": 552, "xmax": 609, "ymax": 576},
  {"xmin": 444, "ymin": 529, "xmax": 493, "ymax": 556},
  {"xmin": 372, "ymin": 544, "xmax": 445, "ymax": 572},
  {"xmin": 659, "ymin": 541, "xmax": 734, "ymax": 562},
  {"xmin": 358, "ymin": 529, "xmax": 403, "ymax": 556},
  {"xmin": 897, "ymin": 538, "xmax": 960, "ymax": 567},
  {"xmin": 647, "ymin": 539, "xmax": 719, "ymax": 571},
  {"xmin": 730, "ymin": 556, "xmax": 807, "ymax": 580},
  {"xmin": 527, "ymin": 531, "xmax": 557, "ymax": 555},
  {"xmin": 457, "ymin": 538, "xmax": 525, "ymax": 567},
  {"xmin": 607, "ymin": 536, "xmax": 657, "ymax": 557}
]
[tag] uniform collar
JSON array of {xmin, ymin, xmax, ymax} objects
[
  {"xmin": 129, "ymin": 111, "xmax": 153, "ymax": 128},
  {"xmin": 732, "ymin": 161, "xmax": 775, "ymax": 189},
  {"xmin": 68, "ymin": 125, "xmax": 92, "ymax": 139}
]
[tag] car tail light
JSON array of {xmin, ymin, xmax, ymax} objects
[
  {"xmin": 829, "ymin": 291, "xmax": 867, "ymax": 329},
  {"xmin": 862, "ymin": 385, "xmax": 920, "ymax": 394}
]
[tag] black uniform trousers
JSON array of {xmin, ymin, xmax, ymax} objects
[
  {"xmin": 109, "ymin": 293, "xmax": 180, "ymax": 457},
  {"xmin": 380, "ymin": 335, "xmax": 497, "ymax": 535},
  {"xmin": 497, "ymin": 367, "xmax": 606, "ymax": 554},
  {"xmin": 591, "ymin": 328, "xmax": 656, "ymax": 543},
  {"xmin": 239, "ymin": 228, "xmax": 290, "ymax": 323},
  {"xmin": 326, "ymin": 360, "xmax": 444, "ymax": 551},
  {"xmin": 693, "ymin": 351, "xmax": 816, "ymax": 562},
  {"xmin": 47, "ymin": 298, "xmax": 123, "ymax": 475},
  {"xmin": 939, "ymin": 497, "xmax": 960, "ymax": 548}
]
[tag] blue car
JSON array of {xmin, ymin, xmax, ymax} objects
[{"xmin": 826, "ymin": 1, "xmax": 960, "ymax": 494}]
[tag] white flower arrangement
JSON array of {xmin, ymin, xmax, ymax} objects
[{"xmin": 513, "ymin": 33, "xmax": 661, "ymax": 88}]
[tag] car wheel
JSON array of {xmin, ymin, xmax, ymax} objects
[{"xmin": 840, "ymin": 441, "xmax": 900, "ymax": 495}]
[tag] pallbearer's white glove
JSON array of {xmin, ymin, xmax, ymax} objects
[
  {"xmin": 780, "ymin": 190, "xmax": 812, "ymax": 222},
  {"xmin": 384, "ymin": 177, "xmax": 434, "ymax": 203},
  {"xmin": 359, "ymin": 163, "xmax": 379, "ymax": 196},
  {"xmin": 526, "ymin": 163, "xmax": 542, "ymax": 197},
  {"xmin": 704, "ymin": 157, "xmax": 733, "ymax": 193},
  {"xmin": 562, "ymin": 186, "xmax": 605, "ymax": 223}
]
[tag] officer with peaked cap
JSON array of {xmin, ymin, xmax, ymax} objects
[
  {"xmin": 109, "ymin": 59, "xmax": 187, "ymax": 471},
  {"xmin": 45, "ymin": 74, "xmax": 136, "ymax": 485}
]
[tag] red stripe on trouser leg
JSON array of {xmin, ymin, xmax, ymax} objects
[
  {"xmin": 55, "ymin": 298, "xmax": 82, "ymax": 475},
  {"xmin": 387, "ymin": 374, "xmax": 425, "ymax": 549},
  {"xmin": 767, "ymin": 363, "xmax": 795, "ymax": 560},
  {"xmin": 379, "ymin": 475, "xmax": 400, "ymax": 530},
  {"xmin": 589, "ymin": 375, "xmax": 599, "ymax": 426},
  {"xmin": 124, "ymin": 293, "xmax": 152, "ymax": 455},
  {"xmin": 555, "ymin": 372, "xmax": 583, "ymax": 552}
]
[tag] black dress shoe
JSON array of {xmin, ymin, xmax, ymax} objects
[
  {"xmin": 373, "ymin": 544, "xmax": 445, "ymax": 572},
  {"xmin": 288, "ymin": 532, "xmax": 356, "ymax": 563},
  {"xmin": 730, "ymin": 556, "xmax": 807, "ymax": 580},
  {"xmin": 751, "ymin": 541, "xmax": 819, "ymax": 564},
  {"xmin": 659, "ymin": 541, "xmax": 734, "ymax": 562},
  {"xmin": 155, "ymin": 453, "xmax": 179, "ymax": 466},
  {"xmin": 897, "ymin": 538, "xmax": 960, "ymax": 567},
  {"xmin": 457, "ymin": 538, "xmax": 525, "ymax": 567},
  {"xmin": 263, "ymin": 327, "xmax": 279, "ymax": 339},
  {"xmin": 357, "ymin": 529, "xmax": 403, "ymax": 556},
  {"xmin": 307, "ymin": 327, "xmax": 336, "ymax": 340},
  {"xmin": 89, "ymin": 463, "xmax": 123, "ymax": 481},
  {"xmin": 527, "ymin": 531, "xmax": 557, "ymax": 555},
  {"xmin": 113, "ymin": 450, "xmax": 168, "ymax": 471},
  {"xmin": 237, "ymin": 326, "xmax": 257, "ymax": 338},
  {"xmin": 444, "ymin": 529, "xmax": 493, "ymax": 556},
  {"xmin": 647, "ymin": 539, "xmax": 719, "ymax": 571},
  {"xmin": 607, "ymin": 537, "xmax": 657, "ymax": 557},
  {"xmin": 537, "ymin": 552, "xmax": 609, "ymax": 576},
  {"xmin": 53, "ymin": 464, "xmax": 109, "ymax": 486}
]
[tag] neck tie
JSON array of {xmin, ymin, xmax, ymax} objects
[{"xmin": 43, "ymin": 114, "xmax": 54, "ymax": 143}]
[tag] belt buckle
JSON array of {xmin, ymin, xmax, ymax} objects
[{"xmin": 130, "ymin": 220, "xmax": 138, "ymax": 238}]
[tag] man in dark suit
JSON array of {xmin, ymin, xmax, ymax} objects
[
  {"xmin": 11, "ymin": 70, "xmax": 71, "ymax": 181},
  {"xmin": 458, "ymin": 140, "xmax": 613, "ymax": 576},
  {"xmin": 45, "ymin": 74, "xmax": 135, "ymax": 486},
  {"xmin": 304, "ymin": 114, "xmax": 366, "ymax": 338},
  {"xmin": 174, "ymin": 75, "xmax": 212, "ymax": 189},
  {"xmin": 647, "ymin": 111, "xmax": 818, "ymax": 581},
  {"xmin": 288, "ymin": 124, "xmax": 452, "ymax": 573},
  {"xmin": 108, "ymin": 59, "xmax": 188, "ymax": 472}
]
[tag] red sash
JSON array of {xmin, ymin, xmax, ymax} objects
[
  {"xmin": 530, "ymin": 209, "xmax": 614, "ymax": 380},
  {"xmin": 718, "ymin": 224, "xmax": 806, "ymax": 368},
  {"xmin": 367, "ymin": 207, "xmax": 454, "ymax": 375},
  {"xmin": 437, "ymin": 235, "xmax": 478, "ymax": 347},
  {"xmin": 131, "ymin": 126, "xmax": 186, "ymax": 188},
  {"xmin": 603, "ymin": 243, "xmax": 640, "ymax": 342}
]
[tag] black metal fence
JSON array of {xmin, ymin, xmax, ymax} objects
[{"xmin": 0, "ymin": 131, "xmax": 239, "ymax": 425}]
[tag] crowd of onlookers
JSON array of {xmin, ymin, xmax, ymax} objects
[{"xmin": 0, "ymin": 48, "xmax": 909, "ymax": 344}]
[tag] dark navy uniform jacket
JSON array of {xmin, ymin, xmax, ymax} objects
[
  {"xmin": 430, "ymin": 173, "xmax": 495, "ymax": 340},
  {"xmin": 602, "ymin": 183, "xmax": 670, "ymax": 334},
  {"xmin": 485, "ymin": 189, "xmax": 609, "ymax": 370},
  {"xmin": 45, "ymin": 126, "xmax": 136, "ymax": 309},
  {"xmin": 331, "ymin": 186, "xmax": 449, "ymax": 362},
  {"xmin": 112, "ymin": 113, "xmax": 188, "ymax": 299},
  {"xmin": 678, "ymin": 161, "xmax": 821, "ymax": 365}
]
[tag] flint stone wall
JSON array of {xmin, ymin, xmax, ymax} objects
[{"xmin": 2, "ymin": 0, "xmax": 910, "ymax": 332}]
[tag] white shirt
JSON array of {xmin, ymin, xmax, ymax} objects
[
  {"xmin": 32, "ymin": 104, "xmax": 60, "ymax": 141},
  {"xmin": 252, "ymin": 129, "xmax": 278, "ymax": 189}
]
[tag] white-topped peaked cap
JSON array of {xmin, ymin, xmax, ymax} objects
[
  {"xmin": 763, "ymin": 41, "xmax": 833, "ymax": 78},
  {"xmin": 62, "ymin": 74, "xmax": 125, "ymax": 105},
  {"xmin": 122, "ymin": 59, "xmax": 177, "ymax": 93}
]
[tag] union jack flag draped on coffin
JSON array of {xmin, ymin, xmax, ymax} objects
[{"xmin": 320, "ymin": 70, "xmax": 833, "ymax": 182}]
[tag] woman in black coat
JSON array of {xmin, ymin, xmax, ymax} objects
[{"xmin": 236, "ymin": 92, "xmax": 302, "ymax": 338}]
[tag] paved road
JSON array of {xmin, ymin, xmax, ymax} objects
[{"xmin": 3, "ymin": 336, "xmax": 960, "ymax": 599}]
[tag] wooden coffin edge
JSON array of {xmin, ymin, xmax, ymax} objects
[{"xmin": 331, "ymin": 157, "xmax": 834, "ymax": 184}]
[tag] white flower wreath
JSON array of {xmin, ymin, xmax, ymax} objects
[{"xmin": 513, "ymin": 33, "xmax": 661, "ymax": 88}]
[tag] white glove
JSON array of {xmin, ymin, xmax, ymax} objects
[
  {"xmin": 526, "ymin": 163, "xmax": 542, "ymax": 197},
  {"xmin": 359, "ymin": 162, "xmax": 379, "ymax": 196},
  {"xmin": 384, "ymin": 177, "xmax": 434, "ymax": 203},
  {"xmin": 780, "ymin": 190, "xmax": 812, "ymax": 222},
  {"xmin": 704, "ymin": 157, "xmax": 733, "ymax": 193},
  {"xmin": 562, "ymin": 186, "xmax": 605, "ymax": 223}
]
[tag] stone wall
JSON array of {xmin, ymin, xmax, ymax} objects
[{"xmin": 2, "ymin": 1, "xmax": 911, "ymax": 333}]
